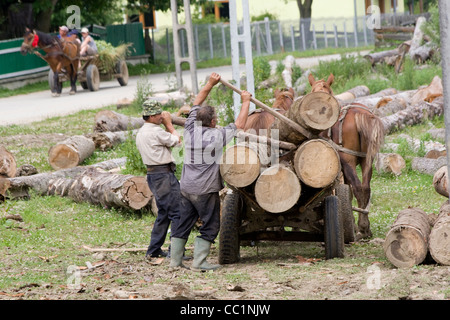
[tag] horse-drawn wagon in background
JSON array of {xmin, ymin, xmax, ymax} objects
[
  {"xmin": 20, "ymin": 28, "xmax": 129, "ymax": 96},
  {"xmin": 216, "ymin": 77, "xmax": 384, "ymax": 263}
]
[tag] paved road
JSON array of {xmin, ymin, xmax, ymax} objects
[{"xmin": 0, "ymin": 51, "xmax": 368, "ymax": 126}]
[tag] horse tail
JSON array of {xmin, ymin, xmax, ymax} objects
[{"xmin": 355, "ymin": 111, "xmax": 385, "ymax": 165}]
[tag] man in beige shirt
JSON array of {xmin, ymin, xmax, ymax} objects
[{"xmin": 136, "ymin": 99, "xmax": 181, "ymax": 259}]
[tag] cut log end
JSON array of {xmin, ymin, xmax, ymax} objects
[
  {"xmin": 123, "ymin": 177, "xmax": 153, "ymax": 210},
  {"xmin": 220, "ymin": 145, "xmax": 261, "ymax": 188},
  {"xmin": 48, "ymin": 144, "xmax": 80, "ymax": 170},
  {"xmin": 255, "ymin": 164, "xmax": 301, "ymax": 213},
  {"xmin": 384, "ymin": 227, "xmax": 429, "ymax": 268}
]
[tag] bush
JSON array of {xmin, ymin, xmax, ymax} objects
[{"xmin": 253, "ymin": 56, "xmax": 272, "ymax": 84}]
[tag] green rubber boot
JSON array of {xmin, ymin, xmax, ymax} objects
[
  {"xmin": 191, "ymin": 237, "xmax": 221, "ymax": 272},
  {"xmin": 169, "ymin": 237, "xmax": 187, "ymax": 268}
]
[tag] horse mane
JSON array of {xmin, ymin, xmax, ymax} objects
[{"xmin": 35, "ymin": 30, "xmax": 58, "ymax": 46}]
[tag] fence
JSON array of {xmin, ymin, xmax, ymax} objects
[{"xmin": 152, "ymin": 13, "xmax": 430, "ymax": 64}]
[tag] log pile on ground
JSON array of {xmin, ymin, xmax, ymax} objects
[
  {"xmin": 48, "ymin": 135, "xmax": 95, "ymax": 170},
  {"xmin": 384, "ymin": 166, "xmax": 450, "ymax": 267},
  {"xmin": 220, "ymin": 91, "xmax": 342, "ymax": 214}
]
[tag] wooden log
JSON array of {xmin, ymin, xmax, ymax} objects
[
  {"xmin": 220, "ymin": 144, "xmax": 263, "ymax": 188},
  {"xmin": 94, "ymin": 110, "xmax": 144, "ymax": 132},
  {"xmin": 0, "ymin": 157, "xmax": 127, "ymax": 200},
  {"xmin": 92, "ymin": 130, "xmax": 138, "ymax": 151},
  {"xmin": 411, "ymin": 43, "xmax": 434, "ymax": 63},
  {"xmin": 270, "ymin": 92, "xmax": 340, "ymax": 145},
  {"xmin": 293, "ymin": 139, "xmax": 341, "ymax": 188},
  {"xmin": 281, "ymin": 55, "xmax": 295, "ymax": 88},
  {"xmin": 408, "ymin": 16, "xmax": 427, "ymax": 60},
  {"xmin": 0, "ymin": 146, "xmax": 17, "ymax": 178},
  {"xmin": 375, "ymin": 153, "xmax": 406, "ymax": 176},
  {"xmin": 412, "ymin": 156, "xmax": 446, "ymax": 176},
  {"xmin": 335, "ymin": 85, "xmax": 370, "ymax": 103},
  {"xmin": 254, "ymin": 162, "xmax": 301, "ymax": 213},
  {"xmin": 48, "ymin": 135, "xmax": 95, "ymax": 170},
  {"xmin": 433, "ymin": 166, "xmax": 449, "ymax": 197},
  {"xmin": 372, "ymin": 97, "xmax": 408, "ymax": 117},
  {"xmin": 383, "ymin": 207, "xmax": 431, "ymax": 268},
  {"xmin": 410, "ymin": 76, "xmax": 442, "ymax": 105},
  {"xmin": 364, "ymin": 49, "xmax": 399, "ymax": 65},
  {"xmin": 381, "ymin": 97, "xmax": 444, "ymax": 135},
  {"xmin": 47, "ymin": 167, "xmax": 152, "ymax": 211},
  {"xmin": 429, "ymin": 201, "xmax": 450, "ymax": 265}
]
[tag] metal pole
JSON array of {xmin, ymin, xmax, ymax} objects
[{"xmin": 439, "ymin": 0, "xmax": 450, "ymax": 198}]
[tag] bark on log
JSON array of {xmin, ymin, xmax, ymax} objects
[
  {"xmin": 381, "ymin": 96, "xmax": 444, "ymax": 134},
  {"xmin": 429, "ymin": 201, "xmax": 450, "ymax": 265},
  {"xmin": 364, "ymin": 49, "xmax": 399, "ymax": 65},
  {"xmin": 375, "ymin": 153, "xmax": 406, "ymax": 176},
  {"xmin": 412, "ymin": 156, "xmax": 446, "ymax": 176},
  {"xmin": 47, "ymin": 167, "xmax": 152, "ymax": 211},
  {"xmin": 92, "ymin": 130, "xmax": 138, "ymax": 151},
  {"xmin": 335, "ymin": 85, "xmax": 370, "ymax": 103},
  {"xmin": 0, "ymin": 146, "xmax": 17, "ymax": 178},
  {"xmin": 410, "ymin": 76, "xmax": 443, "ymax": 105},
  {"xmin": 383, "ymin": 207, "xmax": 431, "ymax": 268},
  {"xmin": 270, "ymin": 92, "xmax": 340, "ymax": 145},
  {"xmin": 408, "ymin": 16, "xmax": 427, "ymax": 60},
  {"xmin": 281, "ymin": 55, "xmax": 295, "ymax": 88},
  {"xmin": 220, "ymin": 144, "xmax": 264, "ymax": 188},
  {"xmin": 94, "ymin": 110, "xmax": 144, "ymax": 132},
  {"xmin": 433, "ymin": 166, "xmax": 449, "ymax": 197},
  {"xmin": 254, "ymin": 162, "xmax": 301, "ymax": 213},
  {"xmin": 0, "ymin": 158, "xmax": 127, "ymax": 200},
  {"xmin": 293, "ymin": 139, "xmax": 341, "ymax": 188},
  {"xmin": 48, "ymin": 135, "xmax": 95, "ymax": 170}
]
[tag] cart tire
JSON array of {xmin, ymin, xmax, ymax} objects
[
  {"xmin": 86, "ymin": 64, "xmax": 100, "ymax": 91},
  {"xmin": 48, "ymin": 69, "xmax": 62, "ymax": 93},
  {"xmin": 80, "ymin": 81, "xmax": 88, "ymax": 90},
  {"xmin": 336, "ymin": 184, "xmax": 356, "ymax": 243},
  {"xmin": 219, "ymin": 192, "xmax": 242, "ymax": 264},
  {"xmin": 324, "ymin": 195, "xmax": 344, "ymax": 259},
  {"xmin": 116, "ymin": 60, "xmax": 129, "ymax": 86}
]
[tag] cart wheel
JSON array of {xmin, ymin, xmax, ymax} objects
[
  {"xmin": 324, "ymin": 195, "xmax": 344, "ymax": 259},
  {"xmin": 219, "ymin": 192, "xmax": 242, "ymax": 264},
  {"xmin": 336, "ymin": 184, "xmax": 356, "ymax": 243},
  {"xmin": 116, "ymin": 60, "xmax": 129, "ymax": 86},
  {"xmin": 80, "ymin": 81, "xmax": 88, "ymax": 90},
  {"xmin": 48, "ymin": 69, "xmax": 62, "ymax": 93},
  {"xmin": 86, "ymin": 64, "xmax": 100, "ymax": 91}
]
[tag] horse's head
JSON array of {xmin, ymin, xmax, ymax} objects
[
  {"xmin": 308, "ymin": 73, "xmax": 334, "ymax": 95},
  {"xmin": 273, "ymin": 87, "xmax": 295, "ymax": 111},
  {"xmin": 20, "ymin": 28, "xmax": 38, "ymax": 55}
]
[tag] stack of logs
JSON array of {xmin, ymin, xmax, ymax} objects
[
  {"xmin": 219, "ymin": 91, "xmax": 341, "ymax": 213},
  {"xmin": 383, "ymin": 165, "xmax": 450, "ymax": 267}
]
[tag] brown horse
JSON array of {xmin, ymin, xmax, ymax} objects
[
  {"xmin": 310, "ymin": 73, "xmax": 385, "ymax": 240},
  {"xmin": 21, "ymin": 28, "xmax": 80, "ymax": 97},
  {"xmin": 243, "ymin": 87, "xmax": 295, "ymax": 135}
]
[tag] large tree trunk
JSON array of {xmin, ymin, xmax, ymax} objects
[
  {"xmin": 297, "ymin": 0, "xmax": 313, "ymax": 46},
  {"xmin": 270, "ymin": 92, "xmax": 340, "ymax": 145},
  {"xmin": 408, "ymin": 16, "xmax": 427, "ymax": 60},
  {"xmin": 383, "ymin": 207, "xmax": 431, "ymax": 268},
  {"xmin": 254, "ymin": 162, "xmax": 301, "ymax": 213},
  {"xmin": 34, "ymin": 0, "xmax": 59, "ymax": 33},
  {"xmin": 429, "ymin": 201, "xmax": 450, "ymax": 265},
  {"xmin": 364, "ymin": 49, "xmax": 399, "ymax": 66},
  {"xmin": 293, "ymin": 139, "xmax": 341, "ymax": 188},
  {"xmin": 411, "ymin": 156, "xmax": 446, "ymax": 176},
  {"xmin": 381, "ymin": 96, "xmax": 444, "ymax": 134},
  {"xmin": 0, "ymin": 146, "xmax": 17, "ymax": 178},
  {"xmin": 47, "ymin": 167, "xmax": 151, "ymax": 211},
  {"xmin": 48, "ymin": 135, "xmax": 95, "ymax": 170},
  {"xmin": 0, "ymin": 158, "xmax": 127, "ymax": 201},
  {"xmin": 94, "ymin": 110, "xmax": 145, "ymax": 132}
]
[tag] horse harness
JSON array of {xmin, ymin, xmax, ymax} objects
[
  {"xmin": 326, "ymin": 103, "xmax": 373, "ymax": 158},
  {"xmin": 25, "ymin": 33, "xmax": 80, "ymax": 63}
]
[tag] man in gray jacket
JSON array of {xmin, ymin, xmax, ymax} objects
[{"xmin": 170, "ymin": 72, "xmax": 251, "ymax": 271}]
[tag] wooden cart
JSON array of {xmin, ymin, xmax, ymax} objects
[
  {"xmin": 217, "ymin": 79, "xmax": 355, "ymax": 264},
  {"xmin": 48, "ymin": 55, "xmax": 129, "ymax": 92}
]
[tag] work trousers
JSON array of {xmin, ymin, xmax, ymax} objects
[
  {"xmin": 145, "ymin": 171, "xmax": 181, "ymax": 256},
  {"xmin": 171, "ymin": 191, "xmax": 221, "ymax": 243}
]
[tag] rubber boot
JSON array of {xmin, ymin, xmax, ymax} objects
[
  {"xmin": 191, "ymin": 237, "xmax": 221, "ymax": 272},
  {"xmin": 169, "ymin": 237, "xmax": 187, "ymax": 268}
]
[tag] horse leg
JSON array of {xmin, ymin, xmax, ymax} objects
[
  {"xmin": 69, "ymin": 65, "xmax": 77, "ymax": 95},
  {"xmin": 53, "ymin": 70, "xmax": 61, "ymax": 97},
  {"xmin": 356, "ymin": 159, "xmax": 374, "ymax": 240}
]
